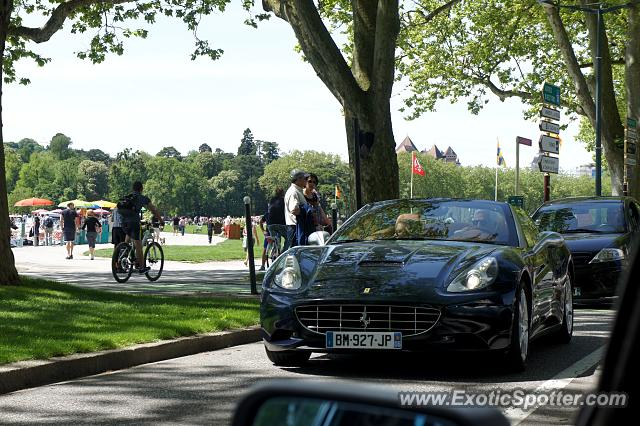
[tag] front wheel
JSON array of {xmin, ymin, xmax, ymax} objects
[
  {"xmin": 144, "ymin": 241, "xmax": 164, "ymax": 281},
  {"xmin": 265, "ymin": 346, "xmax": 310, "ymax": 366},
  {"xmin": 506, "ymin": 286, "xmax": 530, "ymax": 372},
  {"xmin": 554, "ymin": 275, "xmax": 574, "ymax": 343},
  {"xmin": 112, "ymin": 242, "xmax": 134, "ymax": 283}
]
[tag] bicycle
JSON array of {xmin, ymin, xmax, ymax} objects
[{"xmin": 111, "ymin": 221, "xmax": 164, "ymax": 283}]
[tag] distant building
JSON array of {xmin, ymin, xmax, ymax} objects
[
  {"xmin": 395, "ymin": 136, "xmax": 418, "ymax": 153},
  {"xmin": 573, "ymin": 163, "xmax": 596, "ymax": 177},
  {"xmin": 395, "ymin": 137, "xmax": 461, "ymax": 165}
]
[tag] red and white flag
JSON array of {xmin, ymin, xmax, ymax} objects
[{"xmin": 412, "ymin": 152, "xmax": 425, "ymax": 176}]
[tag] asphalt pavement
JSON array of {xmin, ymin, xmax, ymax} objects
[
  {"xmin": 11, "ymin": 232, "xmax": 262, "ymax": 296},
  {"xmin": 0, "ymin": 308, "xmax": 615, "ymax": 425}
]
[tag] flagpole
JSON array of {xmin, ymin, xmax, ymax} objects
[
  {"xmin": 495, "ymin": 138, "xmax": 499, "ymax": 202},
  {"xmin": 410, "ymin": 152, "xmax": 414, "ymax": 199}
]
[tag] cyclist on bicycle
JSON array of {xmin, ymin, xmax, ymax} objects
[{"xmin": 119, "ymin": 181, "xmax": 162, "ymax": 273}]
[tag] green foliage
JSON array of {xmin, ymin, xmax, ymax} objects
[
  {"xmin": 156, "ymin": 146, "xmax": 182, "ymax": 159},
  {"xmin": 3, "ymin": 146, "xmax": 21, "ymax": 194},
  {"xmin": 259, "ymin": 150, "xmax": 351, "ymax": 212},
  {"xmin": 237, "ymin": 128, "xmax": 256, "ymax": 156},
  {"xmin": 48, "ymin": 133, "xmax": 73, "ymax": 161},
  {"xmin": 5, "ymin": 138, "xmax": 44, "ymax": 162},
  {"xmin": 397, "ymin": 152, "xmax": 612, "ymax": 213},
  {"xmin": 76, "ymin": 160, "xmax": 109, "ymax": 200}
]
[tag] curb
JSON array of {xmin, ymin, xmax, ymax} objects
[{"xmin": 0, "ymin": 326, "xmax": 262, "ymax": 395}]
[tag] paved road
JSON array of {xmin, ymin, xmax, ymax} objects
[
  {"xmin": 0, "ymin": 309, "xmax": 614, "ymax": 425},
  {"xmin": 12, "ymin": 232, "xmax": 262, "ymax": 296}
]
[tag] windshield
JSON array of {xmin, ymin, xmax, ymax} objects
[
  {"xmin": 329, "ymin": 200, "xmax": 515, "ymax": 245},
  {"xmin": 533, "ymin": 202, "xmax": 626, "ymax": 234}
]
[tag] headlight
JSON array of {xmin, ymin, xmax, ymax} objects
[
  {"xmin": 589, "ymin": 248, "xmax": 625, "ymax": 264},
  {"xmin": 447, "ymin": 257, "xmax": 498, "ymax": 293},
  {"xmin": 274, "ymin": 255, "xmax": 302, "ymax": 290}
]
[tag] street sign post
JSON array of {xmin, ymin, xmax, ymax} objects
[
  {"xmin": 539, "ymin": 135, "xmax": 560, "ymax": 154},
  {"xmin": 516, "ymin": 136, "xmax": 532, "ymax": 146},
  {"xmin": 543, "ymin": 82, "xmax": 561, "ymax": 106},
  {"xmin": 508, "ymin": 195, "xmax": 525, "ymax": 209},
  {"xmin": 539, "ymin": 120, "xmax": 560, "ymax": 134},
  {"xmin": 538, "ymin": 155, "xmax": 560, "ymax": 174},
  {"xmin": 540, "ymin": 106, "xmax": 561, "ymax": 121}
]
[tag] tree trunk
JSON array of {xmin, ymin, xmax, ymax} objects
[
  {"xmin": 0, "ymin": 0, "xmax": 19, "ymax": 285},
  {"xmin": 263, "ymin": 0, "xmax": 400, "ymax": 207}
]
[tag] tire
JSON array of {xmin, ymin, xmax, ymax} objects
[
  {"xmin": 144, "ymin": 242, "xmax": 164, "ymax": 282},
  {"xmin": 506, "ymin": 285, "xmax": 530, "ymax": 372},
  {"xmin": 554, "ymin": 275, "xmax": 574, "ymax": 343},
  {"xmin": 265, "ymin": 346, "xmax": 311, "ymax": 366},
  {"xmin": 112, "ymin": 242, "xmax": 134, "ymax": 283}
]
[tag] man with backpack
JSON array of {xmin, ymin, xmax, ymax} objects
[
  {"xmin": 117, "ymin": 181, "xmax": 162, "ymax": 273},
  {"xmin": 43, "ymin": 215, "xmax": 54, "ymax": 246}
]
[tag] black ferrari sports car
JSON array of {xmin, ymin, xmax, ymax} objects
[
  {"xmin": 261, "ymin": 199, "xmax": 574, "ymax": 371},
  {"xmin": 532, "ymin": 197, "xmax": 639, "ymax": 302}
]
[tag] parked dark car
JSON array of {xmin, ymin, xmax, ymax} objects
[
  {"xmin": 532, "ymin": 197, "xmax": 639, "ymax": 302},
  {"xmin": 261, "ymin": 199, "xmax": 574, "ymax": 371}
]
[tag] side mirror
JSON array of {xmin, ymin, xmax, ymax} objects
[
  {"xmin": 308, "ymin": 230, "xmax": 330, "ymax": 246},
  {"xmin": 536, "ymin": 230, "xmax": 564, "ymax": 246},
  {"xmin": 232, "ymin": 380, "xmax": 510, "ymax": 426}
]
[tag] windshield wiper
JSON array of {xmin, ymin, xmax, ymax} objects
[
  {"xmin": 330, "ymin": 238, "xmax": 364, "ymax": 244},
  {"xmin": 562, "ymin": 228, "xmax": 602, "ymax": 234}
]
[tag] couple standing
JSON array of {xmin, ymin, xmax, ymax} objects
[{"xmin": 283, "ymin": 169, "xmax": 331, "ymax": 250}]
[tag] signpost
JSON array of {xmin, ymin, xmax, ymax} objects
[
  {"xmin": 624, "ymin": 117, "xmax": 638, "ymax": 195},
  {"xmin": 539, "ymin": 120, "xmax": 560, "ymax": 134},
  {"xmin": 540, "ymin": 106, "xmax": 561, "ymax": 121},
  {"xmin": 539, "ymin": 83, "xmax": 562, "ymax": 201},
  {"xmin": 538, "ymin": 155, "xmax": 560, "ymax": 174},
  {"xmin": 543, "ymin": 82, "xmax": 561, "ymax": 106},
  {"xmin": 515, "ymin": 136, "xmax": 532, "ymax": 196},
  {"xmin": 539, "ymin": 134, "xmax": 560, "ymax": 154},
  {"xmin": 508, "ymin": 195, "xmax": 525, "ymax": 209}
]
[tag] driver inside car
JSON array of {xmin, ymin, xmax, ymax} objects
[{"xmin": 452, "ymin": 209, "xmax": 501, "ymax": 240}]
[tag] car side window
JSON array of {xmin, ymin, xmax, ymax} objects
[{"xmin": 513, "ymin": 207, "xmax": 537, "ymax": 248}]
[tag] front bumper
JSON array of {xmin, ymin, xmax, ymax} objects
[
  {"xmin": 573, "ymin": 261, "xmax": 623, "ymax": 300},
  {"xmin": 261, "ymin": 292, "xmax": 516, "ymax": 354}
]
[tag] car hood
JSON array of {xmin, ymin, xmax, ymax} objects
[
  {"xmin": 560, "ymin": 232, "xmax": 628, "ymax": 252},
  {"xmin": 292, "ymin": 240, "xmax": 497, "ymax": 301}
]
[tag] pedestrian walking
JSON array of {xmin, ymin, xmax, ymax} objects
[
  {"xmin": 43, "ymin": 215, "xmax": 54, "ymax": 246},
  {"xmin": 61, "ymin": 202, "xmax": 79, "ymax": 259},
  {"xmin": 82, "ymin": 210, "xmax": 102, "ymax": 260},
  {"xmin": 179, "ymin": 217, "xmax": 186, "ymax": 236},
  {"xmin": 172, "ymin": 216, "xmax": 180, "ymax": 236},
  {"xmin": 267, "ymin": 188, "xmax": 287, "ymax": 256},
  {"xmin": 206, "ymin": 217, "xmax": 214, "ymax": 244},
  {"xmin": 284, "ymin": 169, "xmax": 308, "ymax": 250},
  {"xmin": 32, "ymin": 215, "xmax": 41, "ymax": 246}
]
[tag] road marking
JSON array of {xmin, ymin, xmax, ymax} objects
[{"xmin": 504, "ymin": 346, "xmax": 605, "ymax": 425}]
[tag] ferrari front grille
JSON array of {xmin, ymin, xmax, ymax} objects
[{"xmin": 295, "ymin": 304, "xmax": 441, "ymax": 337}]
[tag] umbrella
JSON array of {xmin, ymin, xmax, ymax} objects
[
  {"xmin": 31, "ymin": 209, "xmax": 50, "ymax": 214},
  {"xmin": 91, "ymin": 200, "xmax": 117, "ymax": 208},
  {"xmin": 14, "ymin": 198, "xmax": 54, "ymax": 207},
  {"xmin": 58, "ymin": 200, "xmax": 100, "ymax": 209},
  {"xmin": 92, "ymin": 208, "xmax": 110, "ymax": 215}
]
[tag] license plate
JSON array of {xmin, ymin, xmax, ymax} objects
[{"xmin": 326, "ymin": 331, "xmax": 402, "ymax": 349}]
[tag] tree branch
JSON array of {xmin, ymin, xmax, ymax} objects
[
  {"xmin": 262, "ymin": 0, "xmax": 368, "ymax": 116},
  {"xmin": 9, "ymin": 0, "xmax": 133, "ymax": 43},
  {"xmin": 414, "ymin": 0, "xmax": 463, "ymax": 26},
  {"xmin": 541, "ymin": 4, "xmax": 596, "ymax": 122},
  {"xmin": 371, "ymin": 0, "xmax": 399, "ymax": 104}
]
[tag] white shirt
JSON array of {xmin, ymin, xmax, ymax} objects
[{"xmin": 284, "ymin": 183, "xmax": 307, "ymax": 225}]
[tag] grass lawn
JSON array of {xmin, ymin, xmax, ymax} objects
[
  {"xmin": 0, "ymin": 277, "xmax": 260, "ymax": 365},
  {"xmin": 89, "ymin": 228, "xmax": 267, "ymax": 263}
]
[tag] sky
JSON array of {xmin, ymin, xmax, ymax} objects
[{"xmin": 4, "ymin": 3, "xmax": 594, "ymax": 172}]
